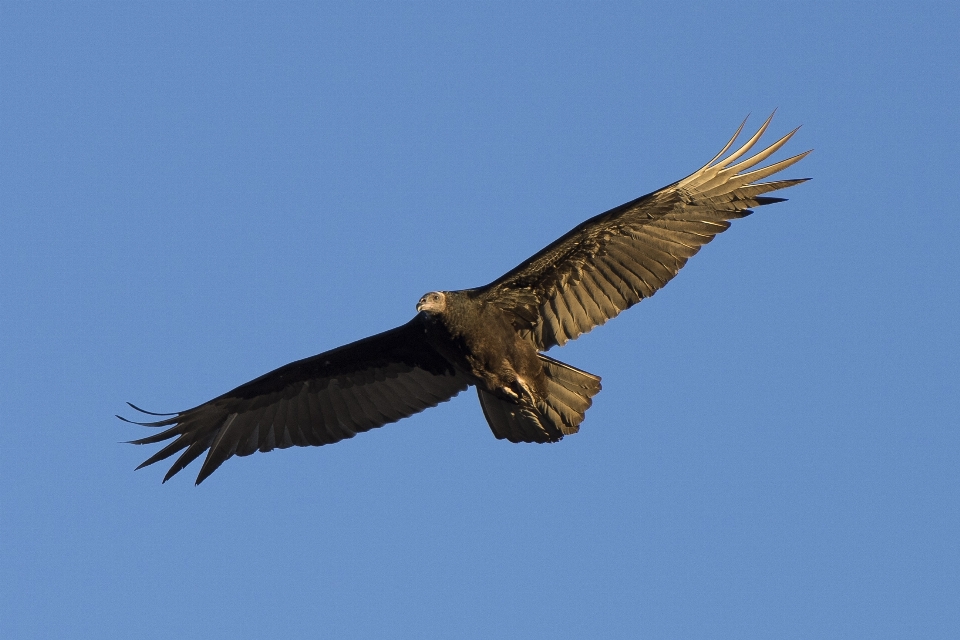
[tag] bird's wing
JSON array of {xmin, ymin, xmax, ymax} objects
[
  {"xmin": 475, "ymin": 114, "xmax": 811, "ymax": 351},
  {"xmin": 123, "ymin": 317, "xmax": 470, "ymax": 484}
]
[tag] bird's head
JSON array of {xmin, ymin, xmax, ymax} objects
[{"xmin": 416, "ymin": 291, "xmax": 447, "ymax": 315}]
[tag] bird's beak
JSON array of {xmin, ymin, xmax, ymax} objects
[{"xmin": 416, "ymin": 300, "xmax": 424, "ymax": 312}]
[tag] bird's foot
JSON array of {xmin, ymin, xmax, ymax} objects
[{"xmin": 512, "ymin": 377, "xmax": 537, "ymax": 404}]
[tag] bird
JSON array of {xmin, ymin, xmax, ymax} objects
[{"xmin": 123, "ymin": 113, "xmax": 810, "ymax": 484}]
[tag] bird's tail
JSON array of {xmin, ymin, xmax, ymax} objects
[
  {"xmin": 539, "ymin": 355, "xmax": 602, "ymax": 435},
  {"xmin": 478, "ymin": 355, "xmax": 601, "ymax": 443}
]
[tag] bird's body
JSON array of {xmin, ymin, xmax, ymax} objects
[
  {"xmin": 414, "ymin": 289, "xmax": 598, "ymax": 446},
  {"xmin": 422, "ymin": 291, "xmax": 547, "ymax": 404},
  {"xmin": 124, "ymin": 114, "xmax": 810, "ymax": 484}
]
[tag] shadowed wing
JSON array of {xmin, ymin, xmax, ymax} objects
[
  {"xmin": 124, "ymin": 317, "xmax": 470, "ymax": 484},
  {"xmin": 476, "ymin": 114, "xmax": 811, "ymax": 351}
]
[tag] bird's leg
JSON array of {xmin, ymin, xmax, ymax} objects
[
  {"xmin": 512, "ymin": 376, "xmax": 537, "ymax": 404},
  {"xmin": 494, "ymin": 359, "xmax": 537, "ymax": 404},
  {"xmin": 496, "ymin": 378, "xmax": 535, "ymax": 404},
  {"xmin": 499, "ymin": 385, "xmax": 520, "ymax": 401}
]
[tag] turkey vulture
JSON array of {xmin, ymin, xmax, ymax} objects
[{"xmin": 123, "ymin": 113, "xmax": 810, "ymax": 484}]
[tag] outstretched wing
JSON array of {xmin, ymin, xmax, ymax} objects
[
  {"xmin": 123, "ymin": 317, "xmax": 470, "ymax": 484},
  {"xmin": 476, "ymin": 113, "xmax": 811, "ymax": 351}
]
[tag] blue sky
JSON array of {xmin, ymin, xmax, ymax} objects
[{"xmin": 1, "ymin": 2, "xmax": 958, "ymax": 638}]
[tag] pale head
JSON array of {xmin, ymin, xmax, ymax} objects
[{"xmin": 416, "ymin": 291, "xmax": 446, "ymax": 315}]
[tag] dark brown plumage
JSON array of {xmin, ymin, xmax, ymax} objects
[{"xmin": 123, "ymin": 113, "xmax": 810, "ymax": 484}]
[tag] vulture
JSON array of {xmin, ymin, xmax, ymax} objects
[{"xmin": 123, "ymin": 113, "xmax": 810, "ymax": 484}]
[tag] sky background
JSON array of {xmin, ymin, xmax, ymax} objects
[{"xmin": 2, "ymin": 1, "xmax": 958, "ymax": 638}]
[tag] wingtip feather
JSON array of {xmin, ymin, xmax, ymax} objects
[
  {"xmin": 704, "ymin": 114, "xmax": 749, "ymax": 167},
  {"xmin": 127, "ymin": 402, "xmax": 178, "ymax": 416},
  {"xmin": 718, "ymin": 111, "xmax": 776, "ymax": 168},
  {"xmin": 194, "ymin": 461, "xmax": 220, "ymax": 485}
]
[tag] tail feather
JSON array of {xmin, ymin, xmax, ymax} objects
[
  {"xmin": 477, "ymin": 390, "xmax": 552, "ymax": 442},
  {"xmin": 539, "ymin": 355, "xmax": 602, "ymax": 434},
  {"xmin": 478, "ymin": 355, "xmax": 601, "ymax": 443}
]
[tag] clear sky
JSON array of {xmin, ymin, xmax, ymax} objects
[{"xmin": 2, "ymin": 2, "xmax": 958, "ymax": 638}]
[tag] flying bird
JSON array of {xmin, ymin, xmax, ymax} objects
[{"xmin": 123, "ymin": 113, "xmax": 810, "ymax": 484}]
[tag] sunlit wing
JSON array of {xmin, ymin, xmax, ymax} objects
[
  {"xmin": 123, "ymin": 317, "xmax": 470, "ymax": 484},
  {"xmin": 477, "ymin": 113, "xmax": 811, "ymax": 350}
]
